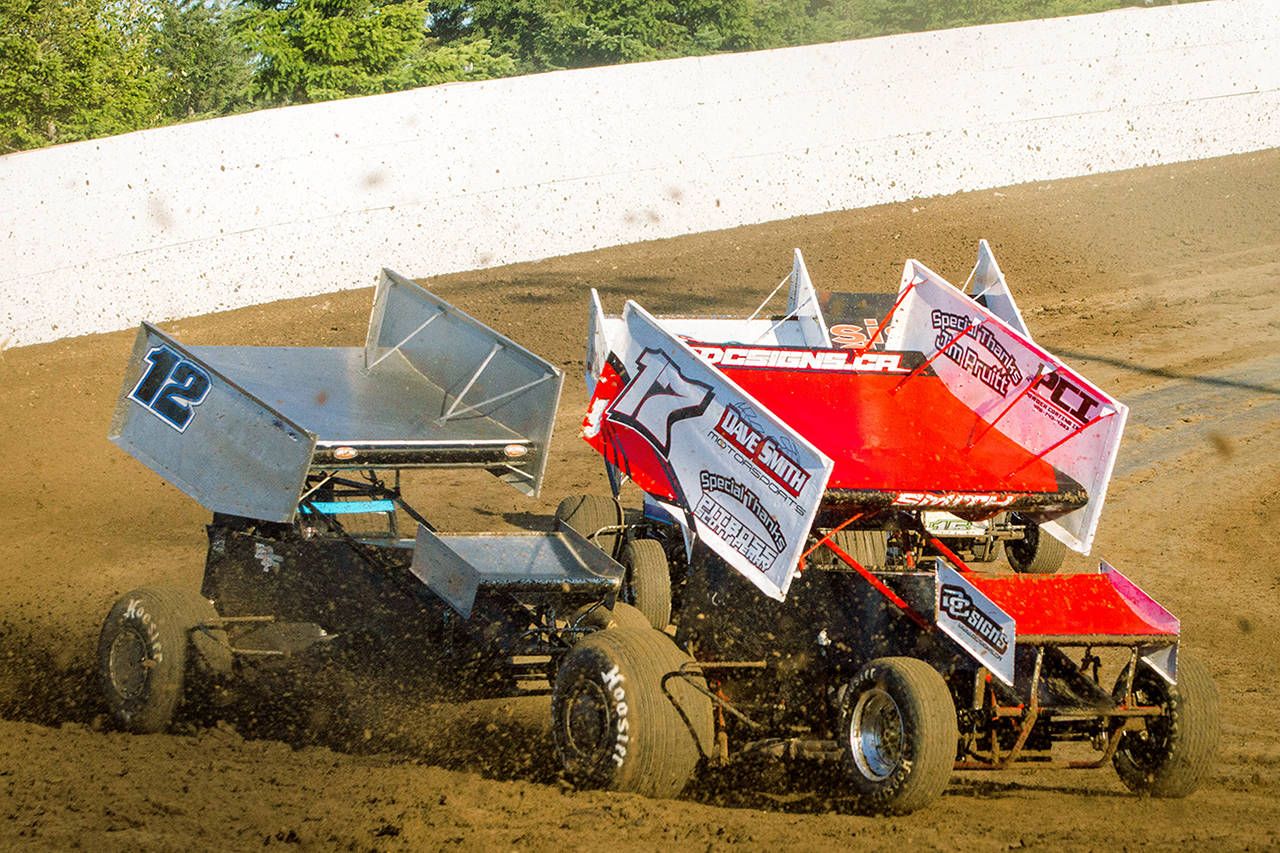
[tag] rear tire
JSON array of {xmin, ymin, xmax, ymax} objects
[
  {"xmin": 1112, "ymin": 652, "xmax": 1220, "ymax": 797},
  {"xmin": 98, "ymin": 588, "xmax": 225, "ymax": 733},
  {"xmin": 570, "ymin": 601, "xmax": 652, "ymax": 633},
  {"xmin": 555, "ymin": 494, "xmax": 623, "ymax": 558},
  {"xmin": 619, "ymin": 539, "xmax": 672, "ymax": 629},
  {"xmin": 552, "ymin": 627, "xmax": 712, "ymax": 799},
  {"xmin": 1004, "ymin": 515, "xmax": 1067, "ymax": 574},
  {"xmin": 839, "ymin": 657, "xmax": 957, "ymax": 814}
]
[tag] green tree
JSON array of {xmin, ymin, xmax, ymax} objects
[
  {"xmin": 435, "ymin": 0, "xmax": 722, "ymax": 70},
  {"xmin": 799, "ymin": 0, "xmax": 878, "ymax": 44},
  {"xmin": 860, "ymin": 0, "xmax": 1143, "ymax": 36},
  {"xmin": 154, "ymin": 0, "xmax": 254, "ymax": 120},
  {"xmin": 236, "ymin": 0, "xmax": 425, "ymax": 103},
  {"xmin": 432, "ymin": 0, "xmax": 875, "ymax": 71},
  {"xmin": 396, "ymin": 36, "xmax": 515, "ymax": 88},
  {"xmin": 432, "ymin": 0, "xmax": 1178, "ymax": 70},
  {"xmin": 236, "ymin": 0, "xmax": 513, "ymax": 105},
  {"xmin": 0, "ymin": 0, "xmax": 162, "ymax": 151}
]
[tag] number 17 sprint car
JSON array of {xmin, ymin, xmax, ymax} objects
[{"xmin": 553, "ymin": 240, "xmax": 1220, "ymax": 813}]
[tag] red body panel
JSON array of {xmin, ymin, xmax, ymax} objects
[
  {"xmin": 584, "ymin": 363, "xmax": 680, "ymax": 501},
  {"xmin": 969, "ymin": 573, "xmax": 1179, "ymax": 638},
  {"xmin": 715, "ymin": 365, "xmax": 1063, "ymax": 494}
]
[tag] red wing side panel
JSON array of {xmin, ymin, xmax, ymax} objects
[{"xmin": 885, "ymin": 260, "xmax": 1128, "ymax": 553}]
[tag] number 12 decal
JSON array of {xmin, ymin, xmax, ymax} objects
[{"xmin": 129, "ymin": 346, "xmax": 212, "ymax": 432}]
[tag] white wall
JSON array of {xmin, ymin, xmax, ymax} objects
[{"xmin": 2, "ymin": 0, "xmax": 1277, "ymax": 348}]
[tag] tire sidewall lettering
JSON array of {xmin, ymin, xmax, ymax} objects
[
  {"xmin": 122, "ymin": 600, "xmax": 165, "ymax": 665},
  {"xmin": 552, "ymin": 629, "xmax": 709, "ymax": 799},
  {"xmin": 112, "ymin": 601, "xmax": 165, "ymax": 712},
  {"xmin": 602, "ymin": 665, "xmax": 630, "ymax": 768}
]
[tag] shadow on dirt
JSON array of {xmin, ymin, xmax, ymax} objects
[
  {"xmin": 434, "ymin": 271, "xmax": 727, "ymax": 316},
  {"xmin": 1056, "ymin": 349, "xmax": 1280, "ymax": 396},
  {"xmin": 593, "ymin": 281, "xmax": 732, "ymax": 315},
  {"xmin": 687, "ymin": 757, "xmax": 854, "ymax": 813},
  {"xmin": 946, "ymin": 775, "xmax": 1132, "ymax": 800},
  {"xmin": 469, "ymin": 508, "xmax": 550, "ymax": 530},
  {"xmin": 686, "ymin": 760, "xmax": 1137, "ymax": 814}
]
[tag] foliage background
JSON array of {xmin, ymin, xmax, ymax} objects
[{"xmin": 1, "ymin": 0, "xmax": 1187, "ymax": 152}]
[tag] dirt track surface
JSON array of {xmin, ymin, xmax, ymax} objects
[{"xmin": 2, "ymin": 149, "xmax": 1278, "ymax": 850}]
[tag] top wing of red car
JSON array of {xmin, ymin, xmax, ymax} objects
[{"xmin": 584, "ymin": 244, "xmax": 1127, "ymax": 567}]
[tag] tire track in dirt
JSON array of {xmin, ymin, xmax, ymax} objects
[{"xmin": 1058, "ymin": 352, "xmax": 1280, "ymax": 478}]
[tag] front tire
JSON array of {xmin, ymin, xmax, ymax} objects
[
  {"xmin": 98, "ymin": 587, "xmax": 225, "ymax": 733},
  {"xmin": 839, "ymin": 657, "xmax": 957, "ymax": 814},
  {"xmin": 1004, "ymin": 514, "xmax": 1067, "ymax": 574},
  {"xmin": 619, "ymin": 539, "xmax": 672, "ymax": 629},
  {"xmin": 552, "ymin": 627, "xmax": 712, "ymax": 799},
  {"xmin": 555, "ymin": 494, "xmax": 623, "ymax": 558},
  {"xmin": 1112, "ymin": 652, "xmax": 1220, "ymax": 797}
]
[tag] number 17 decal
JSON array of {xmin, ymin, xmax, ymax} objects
[
  {"xmin": 129, "ymin": 345, "xmax": 212, "ymax": 432},
  {"xmin": 607, "ymin": 348, "xmax": 713, "ymax": 456}
]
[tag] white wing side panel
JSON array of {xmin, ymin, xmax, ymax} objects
[
  {"xmin": 786, "ymin": 249, "xmax": 832, "ymax": 348},
  {"xmin": 968, "ymin": 239, "xmax": 1032, "ymax": 340}
]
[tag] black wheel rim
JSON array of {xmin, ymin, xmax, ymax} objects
[
  {"xmin": 1007, "ymin": 516, "xmax": 1037, "ymax": 565},
  {"xmin": 562, "ymin": 680, "xmax": 611, "ymax": 760},
  {"xmin": 108, "ymin": 626, "xmax": 150, "ymax": 702},
  {"xmin": 1118, "ymin": 673, "xmax": 1173, "ymax": 771}
]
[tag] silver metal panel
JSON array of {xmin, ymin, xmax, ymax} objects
[
  {"xmin": 109, "ymin": 324, "xmax": 316, "ymax": 523},
  {"xmin": 410, "ymin": 522, "xmax": 624, "ymax": 618},
  {"xmin": 1140, "ymin": 642, "xmax": 1179, "ymax": 686},
  {"xmin": 553, "ymin": 517, "xmax": 630, "ymax": 584},
  {"xmin": 366, "ymin": 270, "xmax": 564, "ymax": 496},
  {"xmin": 786, "ymin": 249, "xmax": 832, "ymax": 348},
  {"xmin": 441, "ymin": 534, "xmax": 583, "ymax": 579},
  {"xmin": 411, "ymin": 524, "xmax": 485, "ymax": 619},
  {"xmin": 968, "ymin": 239, "xmax": 1032, "ymax": 340},
  {"xmin": 110, "ymin": 271, "xmax": 563, "ymax": 521},
  {"xmin": 189, "ymin": 346, "xmax": 524, "ymax": 446}
]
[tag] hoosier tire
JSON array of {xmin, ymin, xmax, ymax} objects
[
  {"xmin": 552, "ymin": 627, "xmax": 712, "ymax": 799},
  {"xmin": 1004, "ymin": 514, "xmax": 1067, "ymax": 574},
  {"xmin": 619, "ymin": 538, "xmax": 672, "ymax": 629},
  {"xmin": 555, "ymin": 494, "xmax": 624, "ymax": 558},
  {"xmin": 1112, "ymin": 652, "xmax": 1221, "ymax": 797},
  {"xmin": 839, "ymin": 657, "xmax": 958, "ymax": 814},
  {"xmin": 97, "ymin": 587, "xmax": 225, "ymax": 733}
]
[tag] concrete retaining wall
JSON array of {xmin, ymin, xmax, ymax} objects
[{"xmin": 2, "ymin": 0, "xmax": 1276, "ymax": 348}]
